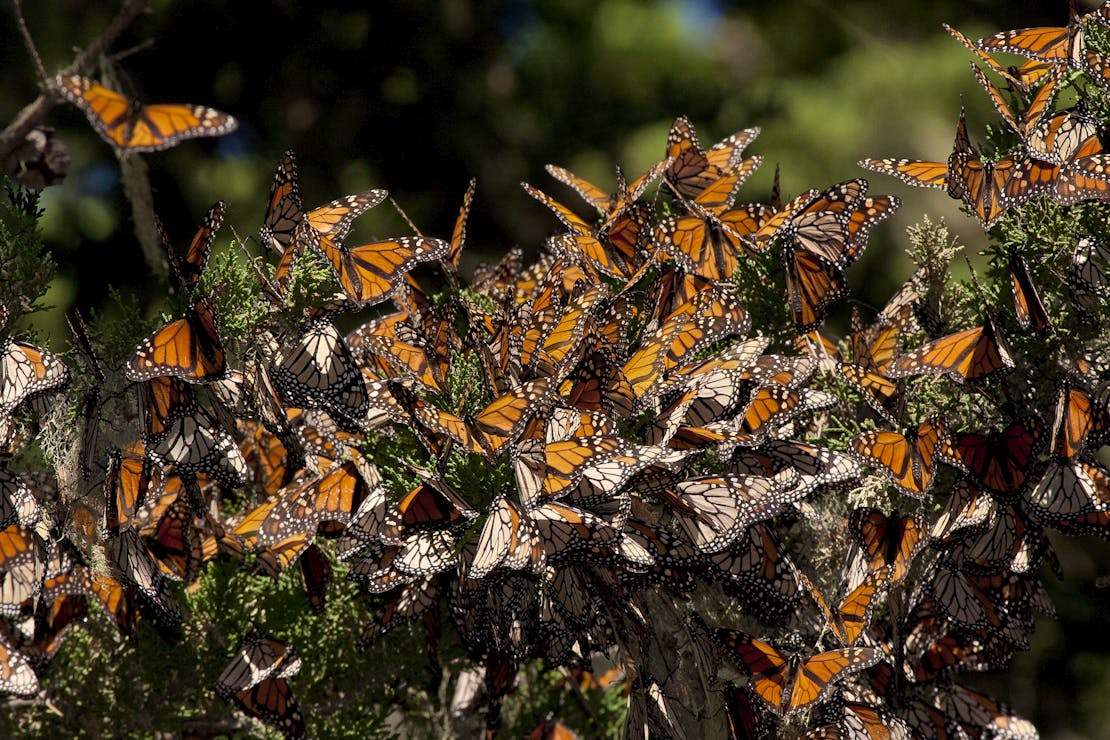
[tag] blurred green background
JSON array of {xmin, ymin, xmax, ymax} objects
[{"xmin": 3, "ymin": 1, "xmax": 1110, "ymax": 736}]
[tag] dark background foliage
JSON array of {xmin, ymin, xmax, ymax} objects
[{"xmin": 3, "ymin": 1, "xmax": 1110, "ymax": 736}]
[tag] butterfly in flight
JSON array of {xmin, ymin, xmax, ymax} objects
[{"xmin": 55, "ymin": 74, "xmax": 238, "ymax": 152}]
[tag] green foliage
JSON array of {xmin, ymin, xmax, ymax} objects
[{"xmin": 0, "ymin": 177, "xmax": 54, "ymax": 313}]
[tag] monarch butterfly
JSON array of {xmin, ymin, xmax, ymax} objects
[
  {"xmin": 523, "ymin": 182, "xmax": 636, "ymax": 281},
  {"xmin": 103, "ymin": 449, "xmax": 163, "ymax": 536},
  {"xmin": 361, "ymin": 575, "xmax": 440, "ymax": 642},
  {"xmin": 271, "ymin": 317, "xmax": 368, "ymax": 429},
  {"xmin": 0, "ymin": 628, "xmax": 37, "ymax": 697},
  {"xmin": 708, "ymin": 524, "xmax": 804, "ymax": 618},
  {"xmin": 427, "ymin": 177, "xmax": 474, "ymax": 278},
  {"xmin": 900, "ymin": 595, "xmax": 1016, "ymax": 683},
  {"xmin": 0, "ymin": 335, "xmax": 70, "ymax": 417},
  {"xmin": 546, "ymin": 159, "xmax": 667, "ymax": 216},
  {"xmin": 529, "ymin": 501, "xmax": 624, "ymax": 561},
  {"xmin": 31, "ymin": 581, "xmax": 89, "ymax": 662},
  {"xmin": 334, "ymin": 473, "xmax": 388, "ymax": 565},
  {"xmin": 470, "ymin": 247, "xmax": 525, "ymax": 300},
  {"xmin": 658, "ymin": 336, "xmax": 769, "ymax": 393},
  {"xmin": 527, "ymin": 718, "xmax": 581, "ymax": 740},
  {"xmin": 363, "ymin": 326, "xmax": 448, "ymax": 394},
  {"xmin": 378, "ymin": 474, "xmax": 477, "ymax": 545},
  {"xmin": 468, "ymin": 496, "xmax": 544, "ymax": 580},
  {"xmin": 139, "ymin": 492, "xmax": 206, "ymax": 582},
  {"xmin": 564, "ymin": 351, "xmax": 636, "ymax": 420},
  {"xmin": 664, "ymin": 116, "xmax": 761, "ymax": 206},
  {"xmin": 71, "ymin": 567, "xmax": 136, "ymax": 637},
  {"xmin": 0, "ymin": 524, "xmax": 43, "ymax": 614},
  {"xmin": 293, "ymin": 188, "xmax": 447, "ymax": 306},
  {"xmin": 837, "ymin": 305, "xmax": 914, "ymax": 424},
  {"xmin": 623, "ymin": 286, "xmax": 750, "ymax": 402},
  {"xmin": 103, "ymin": 528, "xmax": 180, "ymax": 624},
  {"xmin": 260, "ymin": 150, "xmax": 303, "ymax": 257},
  {"xmin": 648, "ymin": 366, "xmax": 751, "ymax": 446},
  {"xmin": 797, "ymin": 566, "xmax": 892, "ymax": 647},
  {"xmin": 778, "ymin": 179, "xmax": 896, "ymax": 266},
  {"xmin": 158, "ymin": 200, "xmax": 225, "ymax": 294},
  {"xmin": 888, "ymin": 314, "xmax": 1014, "ymax": 384},
  {"xmin": 708, "ymin": 625, "xmax": 880, "ymax": 717},
  {"xmin": 671, "ymin": 471, "xmax": 803, "ymax": 553},
  {"xmin": 652, "ymin": 196, "xmax": 767, "ymax": 281},
  {"xmin": 1008, "ymin": 249, "xmax": 1052, "ymax": 333},
  {"xmin": 259, "ymin": 453, "xmax": 379, "ymax": 553},
  {"xmin": 0, "ymin": 469, "xmax": 38, "ymax": 529},
  {"xmin": 140, "ymin": 377, "xmax": 248, "ymax": 488},
  {"xmin": 944, "ymin": 22, "xmax": 1033, "ymax": 95},
  {"xmin": 779, "ymin": 180, "xmax": 899, "ymax": 332},
  {"xmin": 344, "ymin": 541, "xmax": 408, "ymax": 592},
  {"xmin": 952, "ymin": 418, "xmax": 1043, "ymax": 497},
  {"xmin": 1049, "ymin": 383, "xmax": 1104, "ymax": 460},
  {"xmin": 947, "ymin": 106, "xmax": 1059, "ymax": 229},
  {"xmin": 848, "ymin": 508, "xmax": 926, "ymax": 587},
  {"xmin": 401, "ymin": 378, "xmax": 553, "ymax": 461},
  {"xmin": 528, "ymin": 287, "xmax": 605, "ymax": 382},
  {"xmin": 216, "ymin": 632, "xmax": 306, "ymax": 739},
  {"xmin": 930, "ymin": 478, "xmax": 995, "ymax": 547},
  {"xmin": 1028, "ymin": 457, "xmax": 1110, "ymax": 523},
  {"xmin": 1070, "ymin": 234, "xmax": 1110, "ymax": 317},
  {"xmin": 54, "ymin": 74, "xmax": 238, "ymax": 152},
  {"xmin": 951, "ymin": 503, "xmax": 1054, "ymax": 575},
  {"xmin": 731, "ymin": 440, "xmax": 861, "ymax": 497},
  {"xmin": 970, "ymin": 63, "xmax": 1062, "ymax": 142},
  {"xmin": 0, "ymin": 416, "xmax": 29, "ymax": 460},
  {"xmin": 296, "ymin": 543, "xmax": 333, "ymax": 612},
  {"xmin": 321, "ymin": 233, "xmax": 451, "ymax": 306},
  {"xmin": 541, "ymin": 167, "xmax": 659, "ymax": 281},
  {"xmin": 849, "ymin": 415, "xmax": 956, "ymax": 499},
  {"xmin": 975, "ymin": 2, "xmax": 1110, "ymax": 90},
  {"xmin": 530, "ymin": 435, "xmax": 634, "ymax": 498},
  {"xmin": 805, "ymin": 701, "xmax": 910, "ymax": 740},
  {"xmin": 935, "ymin": 683, "xmax": 1038, "ymax": 740},
  {"xmin": 125, "ymin": 296, "xmax": 226, "ymax": 383},
  {"xmin": 290, "ymin": 186, "xmax": 382, "ymax": 258}
]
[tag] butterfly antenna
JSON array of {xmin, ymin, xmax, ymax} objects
[{"xmin": 388, "ymin": 197, "xmax": 423, "ymax": 237}]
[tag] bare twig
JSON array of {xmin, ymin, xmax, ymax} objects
[
  {"xmin": 12, "ymin": 0, "xmax": 48, "ymax": 84},
  {"xmin": 0, "ymin": 0, "xmax": 151, "ymax": 162},
  {"xmin": 107, "ymin": 38, "xmax": 156, "ymax": 64}
]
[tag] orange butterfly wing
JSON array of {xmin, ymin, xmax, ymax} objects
[{"xmin": 125, "ymin": 297, "xmax": 226, "ymax": 383}]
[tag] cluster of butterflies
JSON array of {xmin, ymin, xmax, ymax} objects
[
  {"xmin": 862, "ymin": 3, "xmax": 1110, "ymax": 229},
  {"xmin": 3, "ymin": 17, "xmax": 1110, "ymax": 734}
]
